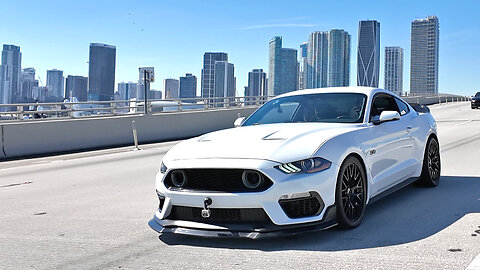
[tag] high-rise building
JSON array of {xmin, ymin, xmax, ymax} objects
[
  {"xmin": 46, "ymin": 69, "xmax": 64, "ymax": 100},
  {"xmin": 179, "ymin": 73, "xmax": 197, "ymax": 99},
  {"xmin": 19, "ymin": 68, "xmax": 38, "ymax": 102},
  {"xmin": 384, "ymin": 46, "xmax": 404, "ymax": 95},
  {"xmin": 88, "ymin": 43, "xmax": 116, "ymax": 101},
  {"xmin": 65, "ymin": 75, "xmax": 88, "ymax": 101},
  {"xmin": 245, "ymin": 69, "xmax": 267, "ymax": 97},
  {"xmin": 117, "ymin": 82, "xmax": 137, "ymax": 100},
  {"xmin": 328, "ymin": 29, "xmax": 350, "ymax": 87},
  {"xmin": 357, "ymin": 20, "xmax": 380, "ymax": 87},
  {"xmin": 410, "ymin": 16, "xmax": 439, "ymax": 94},
  {"xmin": 149, "ymin": 89, "xmax": 162, "ymax": 99},
  {"xmin": 268, "ymin": 36, "xmax": 298, "ymax": 95},
  {"xmin": 214, "ymin": 61, "xmax": 235, "ymax": 98},
  {"xmin": 306, "ymin": 32, "xmax": 329, "ymax": 89},
  {"xmin": 163, "ymin": 79, "xmax": 180, "ymax": 99},
  {"xmin": 201, "ymin": 52, "xmax": 228, "ymax": 99},
  {"xmin": 298, "ymin": 42, "xmax": 309, "ymax": 90},
  {"xmin": 0, "ymin": 45, "xmax": 22, "ymax": 106}
]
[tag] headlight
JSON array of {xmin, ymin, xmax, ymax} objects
[
  {"xmin": 276, "ymin": 157, "xmax": 331, "ymax": 174},
  {"xmin": 160, "ymin": 161, "xmax": 167, "ymax": 174}
]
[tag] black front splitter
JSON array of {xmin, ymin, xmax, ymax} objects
[{"xmin": 148, "ymin": 206, "xmax": 338, "ymax": 239}]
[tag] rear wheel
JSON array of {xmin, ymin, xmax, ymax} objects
[
  {"xmin": 335, "ymin": 156, "xmax": 367, "ymax": 229},
  {"xmin": 416, "ymin": 137, "xmax": 441, "ymax": 187}
]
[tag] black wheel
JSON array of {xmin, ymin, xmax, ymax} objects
[
  {"xmin": 416, "ymin": 137, "xmax": 441, "ymax": 187},
  {"xmin": 335, "ymin": 156, "xmax": 367, "ymax": 229}
]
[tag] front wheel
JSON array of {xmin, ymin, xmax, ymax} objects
[
  {"xmin": 416, "ymin": 137, "xmax": 441, "ymax": 187},
  {"xmin": 335, "ymin": 156, "xmax": 367, "ymax": 229}
]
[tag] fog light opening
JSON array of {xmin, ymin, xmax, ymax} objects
[
  {"xmin": 171, "ymin": 170, "xmax": 188, "ymax": 187},
  {"xmin": 242, "ymin": 170, "xmax": 264, "ymax": 189}
]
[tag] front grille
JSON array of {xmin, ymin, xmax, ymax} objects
[
  {"xmin": 168, "ymin": 206, "xmax": 270, "ymax": 224},
  {"xmin": 164, "ymin": 169, "xmax": 273, "ymax": 192},
  {"xmin": 279, "ymin": 194, "xmax": 324, "ymax": 219}
]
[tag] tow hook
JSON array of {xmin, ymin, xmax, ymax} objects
[{"xmin": 201, "ymin": 197, "xmax": 212, "ymax": 218}]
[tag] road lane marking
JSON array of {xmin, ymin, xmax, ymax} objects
[{"xmin": 466, "ymin": 253, "xmax": 480, "ymax": 270}]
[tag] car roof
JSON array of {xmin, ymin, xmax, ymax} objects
[{"xmin": 274, "ymin": 86, "xmax": 390, "ymax": 99}]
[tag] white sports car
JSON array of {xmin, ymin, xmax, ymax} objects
[{"xmin": 149, "ymin": 87, "xmax": 440, "ymax": 238}]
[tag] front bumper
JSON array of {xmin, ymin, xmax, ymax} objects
[
  {"xmin": 148, "ymin": 205, "xmax": 337, "ymax": 239},
  {"xmin": 150, "ymin": 158, "xmax": 340, "ymax": 237}
]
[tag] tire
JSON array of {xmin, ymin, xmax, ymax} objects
[
  {"xmin": 416, "ymin": 137, "xmax": 441, "ymax": 187},
  {"xmin": 335, "ymin": 156, "xmax": 367, "ymax": 229}
]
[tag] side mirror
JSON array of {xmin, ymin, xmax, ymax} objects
[
  {"xmin": 234, "ymin": 117, "xmax": 245, "ymax": 127},
  {"xmin": 373, "ymin": 111, "xmax": 400, "ymax": 125}
]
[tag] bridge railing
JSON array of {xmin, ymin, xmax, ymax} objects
[
  {"xmin": 0, "ymin": 92, "xmax": 470, "ymax": 122},
  {"xmin": 0, "ymin": 95, "xmax": 273, "ymax": 121}
]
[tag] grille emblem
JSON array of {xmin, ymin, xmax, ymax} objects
[{"xmin": 201, "ymin": 197, "xmax": 212, "ymax": 218}]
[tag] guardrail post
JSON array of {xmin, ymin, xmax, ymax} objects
[
  {"xmin": 177, "ymin": 100, "xmax": 182, "ymax": 111},
  {"xmin": 131, "ymin": 120, "xmax": 140, "ymax": 150},
  {"xmin": 17, "ymin": 106, "xmax": 23, "ymax": 120}
]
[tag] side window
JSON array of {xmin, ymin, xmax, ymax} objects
[
  {"xmin": 395, "ymin": 98, "xmax": 410, "ymax": 116},
  {"xmin": 370, "ymin": 94, "xmax": 399, "ymax": 121}
]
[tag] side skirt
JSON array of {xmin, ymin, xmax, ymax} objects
[{"xmin": 369, "ymin": 177, "xmax": 419, "ymax": 204}]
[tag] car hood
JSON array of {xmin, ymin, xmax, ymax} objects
[{"xmin": 164, "ymin": 123, "xmax": 363, "ymax": 164}]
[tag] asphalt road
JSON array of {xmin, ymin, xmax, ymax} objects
[{"xmin": 0, "ymin": 102, "xmax": 479, "ymax": 270}]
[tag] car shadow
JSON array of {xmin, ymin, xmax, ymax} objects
[{"xmin": 158, "ymin": 175, "xmax": 480, "ymax": 251}]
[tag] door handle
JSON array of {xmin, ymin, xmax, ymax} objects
[{"xmin": 406, "ymin": 126, "xmax": 413, "ymax": 132}]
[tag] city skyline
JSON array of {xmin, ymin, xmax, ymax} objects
[{"xmin": 1, "ymin": 1, "xmax": 479, "ymax": 96}]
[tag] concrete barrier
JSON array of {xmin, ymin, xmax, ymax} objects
[{"xmin": 0, "ymin": 107, "xmax": 257, "ymax": 159}]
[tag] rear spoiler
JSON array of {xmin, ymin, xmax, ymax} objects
[{"xmin": 408, "ymin": 103, "xmax": 430, "ymax": 113}]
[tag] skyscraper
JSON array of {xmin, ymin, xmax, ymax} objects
[
  {"xmin": 245, "ymin": 69, "xmax": 267, "ymax": 97},
  {"xmin": 328, "ymin": 29, "xmax": 350, "ymax": 87},
  {"xmin": 179, "ymin": 73, "xmax": 197, "ymax": 99},
  {"xmin": 65, "ymin": 75, "xmax": 88, "ymax": 101},
  {"xmin": 117, "ymin": 82, "xmax": 137, "ymax": 100},
  {"xmin": 384, "ymin": 46, "xmax": 404, "ymax": 95},
  {"xmin": 306, "ymin": 32, "xmax": 329, "ymax": 89},
  {"xmin": 88, "ymin": 43, "xmax": 116, "ymax": 101},
  {"xmin": 20, "ymin": 68, "xmax": 38, "ymax": 102},
  {"xmin": 46, "ymin": 69, "xmax": 64, "ymax": 100},
  {"xmin": 201, "ymin": 52, "xmax": 228, "ymax": 99},
  {"xmin": 0, "ymin": 45, "xmax": 22, "ymax": 106},
  {"xmin": 298, "ymin": 42, "xmax": 309, "ymax": 90},
  {"xmin": 163, "ymin": 79, "xmax": 180, "ymax": 99},
  {"xmin": 410, "ymin": 16, "xmax": 439, "ymax": 94},
  {"xmin": 214, "ymin": 61, "xmax": 235, "ymax": 98},
  {"xmin": 268, "ymin": 36, "xmax": 298, "ymax": 95},
  {"xmin": 357, "ymin": 20, "xmax": 380, "ymax": 87}
]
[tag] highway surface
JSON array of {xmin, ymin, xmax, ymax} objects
[{"xmin": 1, "ymin": 102, "xmax": 479, "ymax": 269}]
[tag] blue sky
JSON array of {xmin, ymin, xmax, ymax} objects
[{"xmin": 1, "ymin": 0, "xmax": 479, "ymax": 96}]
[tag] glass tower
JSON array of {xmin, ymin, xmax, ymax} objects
[
  {"xmin": 268, "ymin": 36, "xmax": 298, "ymax": 96},
  {"xmin": 88, "ymin": 43, "xmax": 116, "ymax": 101},
  {"xmin": 357, "ymin": 20, "xmax": 380, "ymax": 87},
  {"xmin": 0, "ymin": 44, "xmax": 22, "ymax": 106},
  {"xmin": 384, "ymin": 47, "xmax": 404, "ymax": 95},
  {"xmin": 328, "ymin": 30, "xmax": 350, "ymax": 87},
  {"xmin": 201, "ymin": 52, "xmax": 228, "ymax": 99},
  {"xmin": 410, "ymin": 16, "xmax": 439, "ymax": 94}
]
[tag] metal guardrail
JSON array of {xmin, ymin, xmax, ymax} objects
[
  {"xmin": 0, "ymin": 93, "xmax": 471, "ymax": 122},
  {"xmin": 0, "ymin": 96, "xmax": 272, "ymax": 121}
]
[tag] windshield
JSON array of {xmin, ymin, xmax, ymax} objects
[
  {"xmin": 475, "ymin": 92, "xmax": 480, "ymax": 97},
  {"xmin": 243, "ymin": 93, "xmax": 367, "ymax": 126}
]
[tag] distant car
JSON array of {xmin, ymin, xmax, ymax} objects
[
  {"xmin": 471, "ymin": 92, "xmax": 480, "ymax": 109},
  {"xmin": 149, "ymin": 87, "xmax": 441, "ymax": 238}
]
